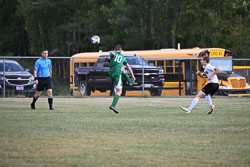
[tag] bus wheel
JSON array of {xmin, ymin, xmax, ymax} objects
[
  {"xmin": 218, "ymin": 91, "xmax": 227, "ymax": 96},
  {"xmin": 150, "ymin": 89, "xmax": 162, "ymax": 96}
]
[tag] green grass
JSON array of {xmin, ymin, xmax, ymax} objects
[{"xmin": 0, "ymin": 97, "xmax": 250, "ymax": 167}]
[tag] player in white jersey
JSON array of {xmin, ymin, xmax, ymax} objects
[{"xmin": 181, "ymin": 56, "xmax": 220, "ymax": 114}]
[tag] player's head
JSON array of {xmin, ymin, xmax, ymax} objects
[
  {"xmin": 114, "ymin": 45, "xmax": 122, "ymax": 52},
  {"xmin": 41, "ymin": 49, "xmax": 48, "ymax": 59},
  {"xmin": 201, "ymin": 56, "xmax": 209, "ymax": 65}
]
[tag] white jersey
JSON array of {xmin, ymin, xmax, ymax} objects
[{"xmin": 204, "ymin": 64, "xmax": 218, "ymax": 83}]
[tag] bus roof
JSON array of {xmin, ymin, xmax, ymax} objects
[{"xmin": 71, "ymin": 48, "xmax": 227, "ymax": 59}]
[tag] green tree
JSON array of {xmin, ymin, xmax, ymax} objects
[
  {"xmin": 0, "ymin": 0, "xmax": 28, "ymax": 56},
  {"xmin": 177, "ymin": 0, "xmax": 250, "ymax": 57}
]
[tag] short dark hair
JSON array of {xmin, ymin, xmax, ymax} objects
[
  {"xmin": 41, "ymin": 49, "xmax": 48, "ymax": 53},
  {"xmin": 202, "ymin": 56, "xmax": 210, "ymax": 63},
  {"xmin": 114, "ymin": 45, "xmax": 122, "ymax": 51}
]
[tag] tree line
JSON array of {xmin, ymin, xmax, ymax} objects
[{"xmin": 1, "ymin": 0, "xmax": 249, "ymax": 58}]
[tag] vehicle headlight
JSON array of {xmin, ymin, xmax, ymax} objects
[
  {"xmin": 159, "ymin": 69, "xmax": 164, "ymax": 74},
  {"xmin": 29, "ymin": 75, "xmax": 35, "ymax": 81},
  {"xmin": 0, "ymin": 76, "xmax": 5, "ymax": 80}
]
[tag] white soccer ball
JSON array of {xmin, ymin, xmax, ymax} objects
[{"xmin": 91, "ymin": 35, "xmax": 100, "ymax": 44}]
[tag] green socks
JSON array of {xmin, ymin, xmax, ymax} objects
[
  {"xmin": 111, "ymin": 73, "xmax": 130, "ymax": 108},
  {"xmin": 123, "ymin": 73, "xmax": 132, "ymax": 83},
  {"xmin": 111, "ymin": 94, "xmax": 120, "ymax": 107}
]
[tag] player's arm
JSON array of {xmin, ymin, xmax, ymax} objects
[
  {"xmin": 110, "ymin": 51, "xmax": 115, "ymax": 57},
  {"xmin": 34, "ymin": 61, "xmax": 39, "ymax": 85},
  {"xmin": 208, "ymin": 67, "xmax": 220, "ymax": 80},
  {"xmin": 34, "ymin": 70, "xmax": 38, "ymax": 85},
  {"xmin": 49, "ymin": 60, "xmax": 52, "ymax": 78},
  {"xmin": 50, "ymin": 68, "xmax": 52, "ymax": 78},
  {"xmin": 196, "ymin": 71, "xmax": 205, "ymax": 78},
  {"xmin": 126, "ymin": 63, "xmax": 136, "ymax": 82}
]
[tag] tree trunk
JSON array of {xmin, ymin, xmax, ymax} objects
[
  {"xmin": 172, "ymin": 0, "xmax": 180, "ymax": 48},
  {"xmin": 164, "ymin": 6, "xmax": 168, "ymax": 48}
]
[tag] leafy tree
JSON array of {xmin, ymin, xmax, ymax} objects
[{"xmin": 0, "ymin": 0, "xmax": 28, "ymax": 56}]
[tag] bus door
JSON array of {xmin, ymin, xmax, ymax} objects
[{"xmin": 185, "ymin": 59, "xmax": 198, "ymax": 95}]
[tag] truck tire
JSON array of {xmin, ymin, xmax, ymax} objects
[
  {"xmin": 150, "ymin": 89, "xmax": 162, "ymax": 96},
  {"xmin": 79, "ymin": 80, "xmax": 91, "ymax": 96},
  {"xmin": 25, "ymin": 92, "xmax": 35, "ymax": 98},
  {"xmin": 110, "ymin": 88, "xmax": 115, "ymax": 96}
]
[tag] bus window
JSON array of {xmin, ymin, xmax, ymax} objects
[
  {"xmin": 157, "ymin": 60, "xmax": 164, "ymax": 68},
  {"xmin": 148, "ymin": 60, "xmax": 155, "ymax": 66},
  {"xmin": 89, "ymin": 62, "xmax": 95, "ymax": 67},
  {"xmin": 81, "ymin": 62, "xmax": 87, "ymax": 67},
  {"xmin": 166, "ymin": 60, "xmax": 173, "ymax": 73},
  {"xmin": 74, "ymin": 63, "xmax": 79, "ymax": 68},
  {"xmin": 210, "ymin": 58, "xmax": 232, "ymax": 72},
  {"xmin": 175, "ymin": 60, "xmax": 183, "ymax": 73}
]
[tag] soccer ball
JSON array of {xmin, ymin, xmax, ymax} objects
[{"xmin": 91, "ymin": 35, "xmax": 100, "ymax": 44}]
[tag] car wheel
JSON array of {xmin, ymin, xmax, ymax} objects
[
  {"xmin": 25, "ymin": 92, "xmax": 35, "ymax": 98},
  {"xmin": 150, "ymin": 89, "xmax": 162, "ymax": 96}
]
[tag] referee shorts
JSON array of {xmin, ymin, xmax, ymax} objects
[
  {"xmin": 202, "ymin": 83, "xmax": 219, "ymax": 96},
  {"xmin": 37, "ymin": 77, "xmax": 53, "ymax": 91}
]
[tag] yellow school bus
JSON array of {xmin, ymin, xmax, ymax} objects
[{"xmin": 70, "ymin": 48, "xmax": 250, "ymax": 96}]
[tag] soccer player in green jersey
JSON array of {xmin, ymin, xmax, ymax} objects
[{"xmin": 109, "ymin": 45, "xmax": 136, "ymax": 114}]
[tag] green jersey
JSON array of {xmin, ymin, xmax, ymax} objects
[{"xmin": 109, "ymin": 51, "xmax": 127, "ymax": 76}]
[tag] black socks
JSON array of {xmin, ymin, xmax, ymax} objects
[
  {"xmin": 32, "ymin": 96, "xmax": 38, "ymax": 104},
  {"xmin": 48, "ymin": 96, "xmax": 53, "ymax": 110}
]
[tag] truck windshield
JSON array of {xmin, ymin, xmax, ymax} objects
[
  {"xmin": 209, "ymin": 58, "xmax": 232, "ymax": 72},
  {"xmin": 126, "ymin": 57, "xmax": 149, "ymax": 66},
  {"xmin": 0, "ymin": 62, "xmax": 24, "ymax": 72}
]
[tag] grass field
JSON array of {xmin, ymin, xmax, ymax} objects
[{"xmin": 0, "ymin": 97, "xmax": 250, "ymax": 167}]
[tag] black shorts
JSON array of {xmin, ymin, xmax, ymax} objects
[
  {"xmin": 202, "ymin": 83, "xmax": 219, "ymax": 96},
  {"xmin": 37, "ymin": 77, "xmax": 53, "ymax": 91}
]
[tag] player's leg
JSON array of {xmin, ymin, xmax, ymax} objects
[
  {"xmin": 109, "ymin": 74, "xmax": 122, "ymax": 114},
  {"xmin": 181, "ymin": 90, "xmax": 205, "ymax": 113},
  {"xmin": 207, "ymin": 83, "xmax": 219, "ymax": 114},
  {"xmin": 46, "ymin": 77, "xmax": 53, "ymax": 110},
  {"xmin": 205, "ymin": 95, "xmax": 213, "ymax": 107},
  {"xmin": 31, "ymin": 90, "xmax": 42, "ymax": 109},
  {"xmin": 47, "ymin": 89, "xmax": 53, "ymax": 110},
  {"xmin": 122, "ymin": 66, "xmax": 132, "ymax": 84},
  {"xmin": 206, "ymin": 94, "xmax": 215, "ymax": 114},
  {"xmin": 31, "ymin": 78, "xmax": 44, "ymax": 110}
]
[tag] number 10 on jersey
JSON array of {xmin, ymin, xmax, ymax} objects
[{"xmin": 114, "ymin": 55, "xmax": 122, "ymax": 63}]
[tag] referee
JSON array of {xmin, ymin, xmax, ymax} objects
[{"xmin": 31, "ymin": 49, "xmax": 54, "ymax": 110}]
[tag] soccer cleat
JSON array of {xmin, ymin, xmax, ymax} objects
[
  {"xmin": 31, "ymin": 103, "xmax": 35, "ymax": 110},
  {"xmin": 180, "ymin": 106, "xmax": 190, "ymax": 113},
  {"xmin": 208, "ymin": 105, "xmax": 215, "ymax": 114},
  {"xmin": 128, "ymin": 80, "xmax": 136, "ymax": 87},
  {"xmin": 109, "ymin": 105, "xmax": 119, "ymax": 114},
  {"xmin": 49, "ymin": 105, "xmax": 53, "ymax": 110}
]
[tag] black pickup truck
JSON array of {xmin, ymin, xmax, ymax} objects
[{"xmin": 74, "ymin": 55, "xmax": 165, "ymax": 96}]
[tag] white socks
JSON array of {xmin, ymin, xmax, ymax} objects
[
  {"xmin": 188, "ymin": 98, "xmax": 199, "ymax": 111},
  {"xmin": 187, "ymin": 96, "xmax": 213, "ymax": 111},
  {"xmin": 205, "ymin": 95, "xmax": 213, "ymax": 107}
]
